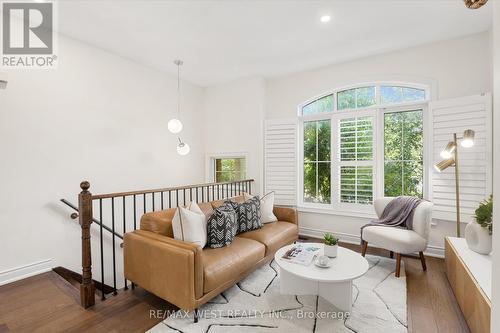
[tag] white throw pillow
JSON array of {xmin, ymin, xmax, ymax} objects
[
  {"xmin": 244, "ymin": 192, "xmax": 278, "ymax": 224},
  {"xmin": 172, "ymin": 202, "xmax": 207, "ymax": 247}
]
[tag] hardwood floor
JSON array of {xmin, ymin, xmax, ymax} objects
[
  {"xmin": 0, "ymin": 242, "xmax": 470, "ymax": 333},
  {"xmin": 323, "ymin": 241, "xmax": 470, "ymax": 333},
  {"xmin": 0, "ymin": 271, "xmax": 174, "ymax": 333}
]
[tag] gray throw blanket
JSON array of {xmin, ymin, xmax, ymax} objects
[{"xmin": 361, "ymin": 196, "xmax": 424, "ymax": 242}]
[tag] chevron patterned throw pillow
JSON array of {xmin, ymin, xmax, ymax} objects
[
  {"xmin": 225, "ymin": 196, "xmax": 262, "ymax": 234},
  {"xmin": 206, "ymin": 202, "xmax": 238, "ymax": 248}
]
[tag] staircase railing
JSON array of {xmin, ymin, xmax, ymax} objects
[{"xmin": 66, "ymin": 179, "xmax": 254, "ymax": 308}]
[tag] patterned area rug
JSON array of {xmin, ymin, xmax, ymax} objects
[{"xmin": 149, "ymin": 255, "xmax": 407, "ymax": 333}]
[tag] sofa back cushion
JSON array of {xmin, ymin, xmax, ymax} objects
[
  {"xmin": 140, "ymin": 202, "xmax": 214, "ymax": 237},
  {"xmin": 211, "ymin": 195, "xmax": 245, "ymax": 209}
]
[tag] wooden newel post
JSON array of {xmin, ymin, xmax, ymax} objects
[{"xmin": 79, "ymin": 181, "xmax": 95, "ymax": 308}]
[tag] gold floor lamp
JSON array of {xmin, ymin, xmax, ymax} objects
[{"xmin": 434, "ymin": 129, "xmax": 475, "ymax": 237}]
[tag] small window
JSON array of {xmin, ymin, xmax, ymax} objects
[
  {"xmin": 380, "ymin": 86, "xmax": 425, "ymax": 104},
  {"xmin": 214, "ymin": 158, "xmax": 246, "ymax": 182},
  {"xmin": 303, "ymin": 120, "xmax": 331, "ymax": 203},
  {"xmin": 302, "ymin": 94, "xmax": 333, "ymax": 116},
  {"xmin": 337, "ymin": 86, "xmax": 376, "ymax": 110}
]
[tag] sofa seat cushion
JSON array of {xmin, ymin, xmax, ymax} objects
[
  {"xmin": 202, "ymin": 237, "xmax": 265, "ymax": 293},
  {"xmin": 237, "ymin": 221, "xmax": 298, "ymax": 256},
  {"xmin": 362, "ymin": 226, "xmax": 427, "ymax": 254}
]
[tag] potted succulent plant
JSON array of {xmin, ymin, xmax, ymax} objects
[
  {"xmin": 465, "ymin": 195, "xmax": 493, "ymax": 255},
  {"xmin": 323, "ymin": 233, "xmax": 339, "ymax": 258}
]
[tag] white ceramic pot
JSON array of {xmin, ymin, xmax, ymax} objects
[
  {"xmin": 465, "ymin": 219, "xmax": 492, "ymax": 255},
  {"xmin": 324, "ymin": 244, "xmax": 338, "ymax": 258}
]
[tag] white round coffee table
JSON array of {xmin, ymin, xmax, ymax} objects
[{"xmin": 275, "ymin": 243, "xmax": 369, "ymax": 312}]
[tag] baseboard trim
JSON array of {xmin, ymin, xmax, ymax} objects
[
  {"xmin": 0, "ymin": 259, "xmax": 54, "ymax": 286},
  {"xmin": 299, "ymin": 227, "xmax": 444, "ymax": 258}
]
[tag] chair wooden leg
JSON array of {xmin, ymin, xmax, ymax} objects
[
  {"xmin": 419, "ymin": 251, "xmax": 427, "ymax": 271},
  {"xmin": 361, "ymin": 241, "xmax": 368, "ymax": 257},
  {"xmin": 389, "ymin": 251, "xmax": 394, "ymax": 259},
  {"xmin": 395, "ymin": 253, "xmax": 402, "ymax": 278}
]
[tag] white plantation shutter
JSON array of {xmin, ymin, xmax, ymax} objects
[
  {"xmin": 264, "ymin": 119, "xmax": 297, "ymax": 206},
  {"xmin": 430, "ymin": 94, "xmax": 492, "ymax": 221},
  {"xmin": 337, "ymin": 115, "xmax": 375, "ymax": 205}
]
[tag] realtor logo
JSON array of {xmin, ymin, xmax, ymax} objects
[{"xmin": 1, "ymin": 1, "xmax": 57, "ymax": 68}]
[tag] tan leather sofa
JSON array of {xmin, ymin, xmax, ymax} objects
[{"xmin": 123, "ymin": 195, "xmax": 298, "ymax": 311}]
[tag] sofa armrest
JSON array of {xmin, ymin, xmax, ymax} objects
[
  {"xmin": 123, "ymin": 230, "xmax": 203, "ymax": 310},
  {"xmin": 273, "ymin": 206, "xmax": 298, "ymax": 225}
]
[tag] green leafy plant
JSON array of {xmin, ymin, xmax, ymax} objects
[
  {"xmin": 474, "ymin": 195, "xmax": 493, "ymax": 235},
  {"xmin": 324, "ymin": 233, "xmax": 339, "ymax": 246}
]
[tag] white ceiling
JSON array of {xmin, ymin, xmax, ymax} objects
[{"xmin": 56, "ymin": 0, "xmax": 492, "ymax": 87}]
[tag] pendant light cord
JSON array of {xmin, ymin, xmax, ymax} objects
[{"xmin": 177, "ymin": 62, "xmax": 180, "ymax": 118}]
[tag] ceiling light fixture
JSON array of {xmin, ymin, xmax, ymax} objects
[
  {"xmin": 168, "ymin": 60, "xmax": 184, "ymax": 134},
  {"xmin": 463, "ymin": 0, "xmax": 488, "ymax": 9},
  {"xmin": 320, "ymin": 15, "xmax": 331, "ymax": 23},
  {"xmin": 176, "ymin": 137, "xmax": 190, "ymax": 156}
]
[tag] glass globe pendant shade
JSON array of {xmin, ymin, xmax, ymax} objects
[
  {"xmin": 168, "ymin": 118, "xmax": 183, "ymax": 134},
  {"xmin": 177, "ymin": 141, "xmax": 190, "ymax": 156}
]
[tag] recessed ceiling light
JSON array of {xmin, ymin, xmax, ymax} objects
[{"xmin": 320, "ymin": 15, "xmax": 331, "ymax": 23}]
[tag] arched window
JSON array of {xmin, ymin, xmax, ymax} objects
[{"xmin": 298, "ymin": 83, "xmax": 429, "ymax": 213}]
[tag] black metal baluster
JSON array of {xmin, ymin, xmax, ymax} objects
[
  {"xmin": 152, "ymin": 192, "xmax": 155, "ymax": 211},
  {"xmin": 122, "ymin": 196, "xmax": 128, "ymax": 290},
  {"xmin": 249, "ymin": 181, "xmax": 252, "ymax": 195},
  {"xmin": 201, "ymin": 187, "xmax": 205, "ymax": 202},
  {"xmin": 133, "ymin": 195, "xmax": 137, "ymax": 230},
  {"xmin": 132, "ymin": 194, "xmax": 136, "ymax": 290},
  {"xmin": 196, "ymin": 188, "xmax": 199, "ymax": 202},
  {"xmin": 111, "ymin": 198, "xmax": 117, "ymax": 295},
  {"xmin": 161, "ymin": 192, "xmax": 164, "ymax": 210},
  {"xmin": 99, "ymin": 199, "xmax": 105, "ymax": 300},
  {"xmin": 183, "ymin": 189, "xmax": 186, "ymax": 205},
  {"xmin": 168, "ymin": 190, "xmax": 172, "ymax": 208},
  {"xmin": 190, "ymin": 188, "xmax": 193, "ymax": 202},
  {"xmin": 176, "ymin": 189, "xmax": 179, "ymax": 207},
  {"xmin": 212, "ymin": 186, "xmax": 215, "ymax": 201},
  {"xmin": 143, "ymin": 193, "xmax": 146, "ymax": 214}
]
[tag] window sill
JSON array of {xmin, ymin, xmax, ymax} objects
[{"xmin": 297, "ymin": 206, "xmax": 377, "ymax": 219}]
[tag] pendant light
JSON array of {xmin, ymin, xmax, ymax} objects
[
  {"xmin": 176, "ymin": 137, "xmax": 190, "ymax": 156},
  {"xmin": 168, "ymin": 60, "xmax": 184, "ymax": 134}
]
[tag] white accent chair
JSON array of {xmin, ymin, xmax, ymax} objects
[{"xmin": 361, "ymin": 197, "xmax": 433, "ymax": 277}]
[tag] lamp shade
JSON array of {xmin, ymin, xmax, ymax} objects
[
  {"xmin": 434, "ymin": 158, "xmax": 455, "ymax": 172},
  {"xmin": 168, "ymin": 118, "xmax": 183, "ymax": 134},
  {"xmin": 461, "ymin": 129, "xmax": 475, "ymax": 148},
  {"xmin": 440, "ymin": 141, "xmax": 456, "ymax": 159}
]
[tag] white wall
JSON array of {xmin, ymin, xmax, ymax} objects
[
  {"xmin": 266, "ymin": 32, "xmax": 492, "ymax": 255},
  {"xmin": 491, "ymin": 2, "xmax": 500, "ymax": 331},
  {"xmin": 202, "ymin": 77, "xmax": 266, "ymax": 195},
  {"xmin": 0, "ymin": 28, "xmax": 494, "ymax": 285},
  {"xmin": 0, "ymin": 34, "xmax": 205, "ymax": 284}
]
